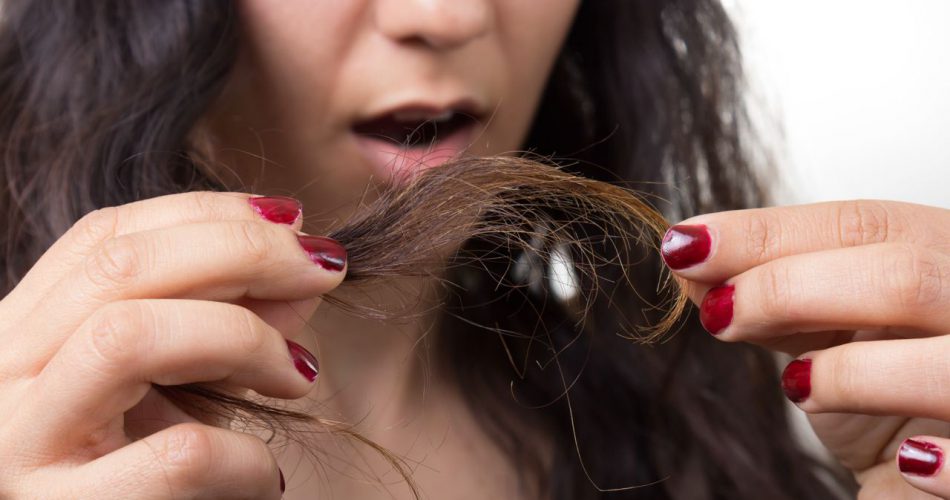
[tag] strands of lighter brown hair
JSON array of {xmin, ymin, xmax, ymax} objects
[
  {"xmin": 165, "ymin": 156, "xmax": 686, "ymax": 498},
  {"xmin": 329, "ymin": 156, "xmax": 685, "ymax": 338}
]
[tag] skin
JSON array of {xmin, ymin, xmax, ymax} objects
[
  {"xmin": 206, "ymin": 0, "xmax": 579, "ymax": 226},
  {"xmin": 0, "ymin": 1, "xmax": 579, "ymax": 499},
  {"xmin": 210, "ymin": 1, "xmax": 580, "ymax": 498},
  {"xmin": 0, "ymin": 1, "xmax": 947, "ymax": 499},
  {"xmin": 669, "ymin": 200, "xmax": 950, "ymax": 499}
]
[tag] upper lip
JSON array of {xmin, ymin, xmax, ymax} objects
[{"xmin": 353, "ymin": 98, "xmax": 486, "ymax": 127}]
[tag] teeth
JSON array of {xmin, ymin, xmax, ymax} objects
[
  {"xmin": 430, "ymin": 110, "xmax": 454, "ymax": 122},
  {"xmin": 392, "ymin": 109, "xmax": 455, "ymax": 123}
]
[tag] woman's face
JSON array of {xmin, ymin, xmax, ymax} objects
[{"xmin": 207, "ymin": 0, "xmax": 579, "ymax": 223}]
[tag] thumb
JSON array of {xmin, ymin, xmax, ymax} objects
[{"xmin": 897, "ymin": 436, "xmax": 950, "ymax": 498}]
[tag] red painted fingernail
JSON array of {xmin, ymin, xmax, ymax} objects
[
  {"xmin": 279, "ymin": 467, "xmax": 286, "ymax": 493},
  {"xmin": 700, "ymin": 284, "xmax": 734, "ymax": 335},
  {"xmin": 249, "ymin": 196, "xmax": 302, "ymax": 225},
  {"xmin": 661, "ymin": 224, "xmax": 711, "ymax": 270},
  {"xmin": 899, "ymin": 439, "xmax": 944, "ymax": 476},
  {"xmin": 781, "ymin": 358, "xmax": 812, "ymax": 403},
  {"xmin": 286, "ymin": 340, "xmax": 319, "ymax": 382},
  {"xmin": 297, "ymin": 235, "xmax": 346, "ymax": 272}
]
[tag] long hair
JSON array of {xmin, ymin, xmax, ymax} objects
[{"xmin": 0, "ymin": 1, "xmax": 851, "ymax": 499}]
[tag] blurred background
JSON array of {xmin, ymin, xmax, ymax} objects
[{"xmin": 727, "ymin": 0, "xmax": 949, "ymax": 208}]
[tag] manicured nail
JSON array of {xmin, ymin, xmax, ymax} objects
[
  {"xmin": 661, "ymin": 224, "xmax": 711, "ymax": 270},
  {"xmin": 279, "ymin": 468, "xmax": 286, "ymax": 493},
  {"xmin": 700, "ymin": 284, "xmax": 734, "ymax": 335},
  {"xmin": 781, "ymin": 358, "xmax": 812, "ymax": 403},
  {"xmin": 297, "ymin": 235, "xmax": 346, "ymax": 272},
  {"xmin": 249, "ymin": 196, "xmax": 302, "ymax": 225},
  {"xmin": 899, "ymin": 439, "xmax": 944, "ymax": 476},
  {"xmin": 286, "ymin": 340, "xmax": 319, "ymax": 382}
]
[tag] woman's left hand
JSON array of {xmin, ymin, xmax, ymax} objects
[{"xmin": 661, "ymin": 200, "xmax": 950, "ymax": 499}]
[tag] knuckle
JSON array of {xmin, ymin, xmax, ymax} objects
[
  {"xmin": 825, "ymin": 348, "xmax": 865, "ymax": 408},
  {"xmin": 70, "ymin": 207, "xmax": 121, "ymax": 250},
  {"xmin": 836, "ymin": 200, "xmax": 892, "ymax": 247},
  {"xmin": 758, "ymin": 264, "xmax": 797, "ymax": 321},
  {"xmin": 886, "ymin": 245, "xmax": 946, "ymax": 312},
  {"xmin": 155, "ymin": 425, "xmax": 275, "ymax": 495},
  {"xmin": 228, "ymin": 306, "xmax": 269, "ymax": 357},
  {"xmin": 232, "ymin": 433, "xmax": 279, "ymax": 487},
  {"xmin": 156, "ymin": 424, "xmax": 217, "ymax": 482},
  {"xmin": 86, "ymin": 302, "xmax": 147, "ymax": 369},
  {"xmin": 230, "ymin": 220, "xmax": 273, "ymax": 265},
  {"xmin": 85, "ymin": 235, "xmax": 146, "ymax": 289},
  {"xmin": 181, "ymin": 191, "xmax": 228, "ymax": 222},
  {"xmin": 922, "ymin": 344, "xmax": 950, "ymax": 401},
  {"xmin": 744, "ymin": 211, "xmax": 782, "ymax": 262}
]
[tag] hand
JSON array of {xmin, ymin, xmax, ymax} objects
[
  {"xmin": 0, "ymin": 192, "xmax": 344, "ymax": 499},
  {"xmin": 661, "ymin": 200, "xmax": 950, "ymax": 499}
]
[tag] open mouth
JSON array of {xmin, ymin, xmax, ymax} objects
[
  {"xmin": 351, "ymin": 101, "xmax": 485, "ymax": 180},
  {"xmin": 352, "ymin": 105, "xmax": 481, "ymax": 149}
]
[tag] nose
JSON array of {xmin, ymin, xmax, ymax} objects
[{"xmin": 374, "ymin": 0, "xmax": 491, "ymax": 50}]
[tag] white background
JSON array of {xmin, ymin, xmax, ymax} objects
[{"xmin": 727, "ymin": 0, "xmax": 949, "ymax": 208}]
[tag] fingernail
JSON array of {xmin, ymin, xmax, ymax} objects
[
  {"xmin": 781, "ymin": 358, "xmax": 812, "ymax": 403},
  {"xmin": 249, "ymin": 196, "xmax": 302, "ymax": 225},
  {"xmin": 700, "ymin": 284, "xmax": 734, "ymax": 335},
  {"xmin": 279, "ymin": 467, "xmax": 286, "ymax": 493},
  {"xmin": 661, "ymin": 224, "xmax": 711, "ymax": 270},
  {"xmin": 297, "ymin": 235, "xmax": 346, "ymax": 272},
  {"xmin": 286, "ymin": 340, "xmax": 319, "ymax": 382},
  {"xmin": 899, "ymin": 439, "xmax": 944, "ymax": 476}
]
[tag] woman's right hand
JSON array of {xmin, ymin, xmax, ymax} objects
[{"xmin": 0, "ymin": 192, "xmax": 346, "ymax": 499}]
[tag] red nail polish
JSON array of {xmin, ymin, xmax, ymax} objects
[
  {"xmin": 286, "ymin": 340, "xmax": 319, "ymax": 382},
  {"xmin": 279, "ymin": 468, "xmax": 286, "ymax": 493},
  {"xmin": 249, "ymin": 196, "xmax": 302, "ymax": 225},
  {"xmin": 899, "ymin": 439, "xmax": 944, "ymax": 476},
  {"xmin": 297, "ymin": 236, "xmax": 346, "ymax": 272},
  {"xmin": 781, "ymin": 358, "xmax": 812, "ymax": 403},
  {"xmin": 661, "ymin": 224, "xmax": 711, "ymax": 270},
  {"xmin": 700, "ymin": 284, "xmax": 734, "ymax": 335}
]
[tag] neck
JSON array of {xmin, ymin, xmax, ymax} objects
[
  {"xmin": 282, "ymin": 280, "xmax": 536, "ymax": 500},
  {"xmin": 304, "ymin": 277, "xmax": 446, "ymax": 429}
]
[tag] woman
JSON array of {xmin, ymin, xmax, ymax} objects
[{"xmin": 0, "ymin": 1, "xmax": 946, "ymax": 499}]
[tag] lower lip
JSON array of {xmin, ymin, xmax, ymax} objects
[{"xmin": 352, "ymin": 124, "xmax": 477, "ymax": 183}]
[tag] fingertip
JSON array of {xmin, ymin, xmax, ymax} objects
[
  {"xmin": 699, "ymin": 284, "xmax": 734, "ymax": 336},
  {"xmin": 297, "ymin": 235, "xmax": 347, "ymax": 274},
  {"xmin": 660, "ymin": 223, "xmax": 712, "ymax": 271},
  {"xmin": 897, "ymin": 436, "xmax": 950, "ymax": 499},
  {"xmin": 249, "ymin": 196, "xmax": 303, "ymax": 227},
  {"xmin": 780, "ymin": 358, "xmax": 812, "ymax": 404},
  {"xmin": 286, "ymin": 340, "xmax": 319, "ymax": 383},
  {"xmin": 899, "ymin": 437, "xmax": 944, "ymax": 477}
]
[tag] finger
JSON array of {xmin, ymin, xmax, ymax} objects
[
  {"xmin": 234, "ymin": 297, "xmax": 321, "ymax": 339},
  {"xmin": 661, "ymin": 200, "xmax": 950, "ymax": 282},
  {"xmin": 68, "ymin": 423, "xmax": 283, "ymax": 500},
  {"xmin": 23, "ymin": 299, "xmax": 319, "ymax": 448},
  {"xmin": 3, "ymin": 192, "xmax": 303, "ymax": 314},
  {"xmin": 697, "ymin": 243, "xmax": 949, "ymax": 344},
  {"xmin": 19, "ymin": 219, "xmax": 345, "ymax": 355},
  {"xmin": 897, "ymin": 436, "xmax": 950, "ymax": 499},
  {"xmin": 856, "ymin": 461, "xmax": 941, "ymax": 500},
  {"xmin": 781, "ymin": 336, "xmax": 950, "ymax": 421}
]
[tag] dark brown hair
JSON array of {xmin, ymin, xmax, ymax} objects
[{"xmin": 0, "ymin": 1, "xmax": 852, "ymax": 499}]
